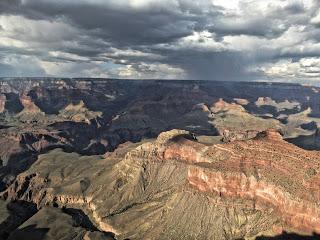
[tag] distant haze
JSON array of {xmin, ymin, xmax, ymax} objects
[{"xmin": 0, "ymin": 0, "xmax": 320, "ymax": 82}]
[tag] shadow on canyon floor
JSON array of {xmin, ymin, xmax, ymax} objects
[
  {"xmin": 0, "ymin": 200, "xmax": 38, "ymax": 240},
  {"xmin": 0, "ymin": 200, "xmax": 117, "ymax": 240},
  {"xmin": 256, "ymin": 232, "xmax": 320, "ymax": 240},
  {"xmin": 6, "ymin": 225, "xmax": 49, "ymax": 240}
]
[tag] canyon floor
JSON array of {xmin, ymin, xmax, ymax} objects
[{"xmin": 1, "ymin": 79, "xmax": 320, "ymax": 239}]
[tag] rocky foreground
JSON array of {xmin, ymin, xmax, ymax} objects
[{"xmin": 1, "ymin": 129, "xmax": 320, "ymax": 239}]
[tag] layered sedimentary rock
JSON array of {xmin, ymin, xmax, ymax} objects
[
  {"xmin": 17, "ymin": 94, "xmax": 45, "ymax": 121},
  {"xmin": 255, "ymin": 97, "xmax": 300, "ymax": 112},
  {"xmin": 58, "ymin": 100, "xmax": 102, "ymax": 124},
  {"xmin": 19, "ymin": 94, "xmax": 43, "ymax": 114},
  {"xmin": 1, "ymin": 79, "xmax": 320, "ymax": 187},
  {"xmin": 210, "ymin": 98, "xmax": 283, "ymax": 142},
  {"xmin": 2, "ymin": 129, "xmax": 320, "ymax": 239},
  {"xmin": 2, "ymin": 79, "xmax": 320, "ymax": 239}
]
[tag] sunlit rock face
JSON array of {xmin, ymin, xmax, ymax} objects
[
  {"xmin": 0, "ymin": 94, "xmax": 6, "ymax": 113},
  {"xmin": 19, "ymin": 94, "xmax": 43, "ymax": 115},
  {"xmin": 210, "ymin": 99, "xmax": 283, "ymax": 142},
  {"xmin": 3, "ymin": 129, "xmax": 320, "ymax": 239}
]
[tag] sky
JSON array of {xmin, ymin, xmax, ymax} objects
[{"xmin": 0, "ymin": 0, "xmax": 320, "ymax": 82}]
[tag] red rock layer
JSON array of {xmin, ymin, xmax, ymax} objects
[
  {"xmin": 211, "ymin": 98, "xmax": 246, "ymax": 113},
  {"xmin": 188, "ymin": 168, "xmax": 320, "ymax": 234},
  {"xmin": 136, "ymin": 129, "xmax": 320, "ymax": 234}
]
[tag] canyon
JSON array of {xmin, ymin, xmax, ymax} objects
[{"xmin": 1, "ymin": 79, "xmax": 320, "ymax": 239}]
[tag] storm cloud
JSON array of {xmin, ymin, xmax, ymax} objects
[{"xmin": 0, "ymin": 0, "xmax": 320, "ymax": 82}]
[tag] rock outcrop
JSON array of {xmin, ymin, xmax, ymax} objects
[
  {"xmin": 255, "ymin": 97, "xmax": 300, "ymax": 112},
  {"xmin": 59, "ymin": 100, "xmax": 102, "ymax": 124},
  {"xmin": 18, "ymin": 94, "xmax": 44, "ymax": 116},
  {"xmin": 0, "ymin": 94, "xmax": 6, "ymax": 113},
  {"xmin": 210, "ymin": 99, "xmax": 283, "ymax": 142},
  {"xmin": 2, "ymin": 129, "xmax": 320, "ymax": 239}
]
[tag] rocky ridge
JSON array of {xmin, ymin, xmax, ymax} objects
[{"xmin": 2, "ymin": 129, "xmax": 320, "ymax": 239}]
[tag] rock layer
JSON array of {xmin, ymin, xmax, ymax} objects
[{"xmin": 2, "ymin": 129, "xmax": 320, "ymax": 239}]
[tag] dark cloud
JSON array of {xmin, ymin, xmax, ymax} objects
[{"xmin": 0, "ymin": 0, "xmax": 320, "ymax": 81}]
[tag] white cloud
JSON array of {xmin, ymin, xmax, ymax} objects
[
  {"xmin": 223, "ymin": 25, "xmax": 308, "ymax": 52},
  {"xmin": 39, "ymin": 61, "xmax": 114, "ymax": 78},
  {"xmin": 103, "ymin": 48, "xmax": 163, "ymax": 60},
  {"xmin": 212, "ymin": 0, "xmax": 240, "ymax": 13},
  {"xmin": 178, "ymin": 31, "xmax": 225, "ymax": 50},
  {"xmin": 257, "ymin": 58, "xmax": 320, "ymax": 80},
  {"xmin": 118, "ymin": 63, "xmax": 186, "ymax": 79},
  {"xmin": 311, "ymin": 10, "xmax": 320, "ymax": 25},
  {"xmin": 0, "ymin": 15, "xmax": 79, "ymax": 46}
]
